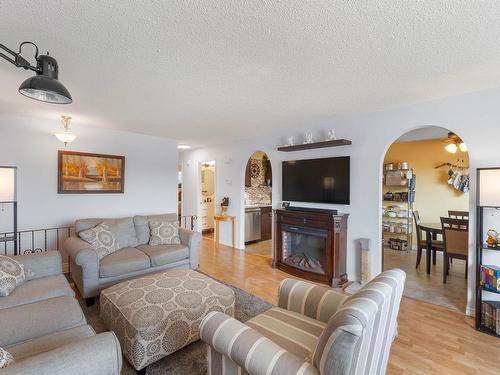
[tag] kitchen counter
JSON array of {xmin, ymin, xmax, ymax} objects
[{"xmin": 245, "ymin": 204, "xmax": 272, "ymax": 209}]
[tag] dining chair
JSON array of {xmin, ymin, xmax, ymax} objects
[
  {"xmin": 440, "ymin": 217, "xmax": 469, "ymax": 283},
  {"xmin": 413, "ymin": 210, "xmax": 443, "ymax": 268},
  {"xmin": 448, "ymin": 210, "xmax": 469, "ymax": 220}
]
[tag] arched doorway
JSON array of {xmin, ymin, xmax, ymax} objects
[
  {"xmin": 381, "ymin": 126, "xmax": 470, "ymax": 312},
  {"xmin": 243, "ymin": 151, "xmax": 273, "ymax": 256}
]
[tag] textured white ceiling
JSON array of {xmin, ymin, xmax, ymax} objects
[{"xmin": 1, "ymin": 1, "xmax": 500, "ymax": 146}]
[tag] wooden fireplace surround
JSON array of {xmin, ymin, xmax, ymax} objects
[{"xmin": 273, "ymin": 208, "xmax": 348, "ymax": 287}]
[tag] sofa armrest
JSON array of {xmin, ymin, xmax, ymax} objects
[
  {"xmin": 278, "ymin": 279, "xmax": 347, "ymax": 323},
  {"xmin": 179, "ymin": 228, "xmax": 202, "ymax": 270},
  {"xmin": 63, "ymin": 236, "xmax": 98, "ymax": 270},
  {"xmin": 200, "ymin": 312, "xmax": 319, "ymax": 375},
  {"xmin": 13, "ymin": 251, "xmax": 62, "ymax": 280},
  {"xmin": 2, "ymin": 332, "xmax": 122, "ymax": 375},
  {"xmin": 63, "ymin": 236, "xmax": 100, "ymax": 298}
]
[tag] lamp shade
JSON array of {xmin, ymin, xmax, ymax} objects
[
  {"xmin": 55, "ymin": 132, "xmax": 77, "ymax": 144},
  {"xmin": 445, "ymin": 143, "xmax": 458, "ymax": 153},
  {"xmin": 0, "ymin": 167, "xmax": 16, "ymax": 202},
  {"xmin": 18, "ymin": 54, "xmax": 72, "ymax": 104},
  {"xmin": 19, "ymin": 75, "xmax": 72, "ymax": 104},
  {"xmin": 479, "ymin": 168, "xmax": 500, "ymax": 207}
]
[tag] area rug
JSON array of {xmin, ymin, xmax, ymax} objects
[{"xmin": 80, "ymin": 280, "xmax": 273, "ymax": 375}]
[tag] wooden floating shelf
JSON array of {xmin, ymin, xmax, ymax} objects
[{"xmin": 277, "ymin": 139, "xmax": 352, "ymax": 152}]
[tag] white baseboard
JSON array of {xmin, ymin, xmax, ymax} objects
[{"xmin": 466, "ymin": 304, "xmax": 475, "ymax": 317}]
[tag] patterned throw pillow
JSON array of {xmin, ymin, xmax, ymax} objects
[
  {"xmin": 149, "ymin": 220, "xmax": 181, "ymax": 246},
  {"xmin": 79, "ymin": 223, "xmax": 120, "ymax": 260},
  {"xmin": 0, "ymin": 347, "xmax": 14, "ymax": 368},
  {"xmin": 0, "ymin": 255, "xmax": 26, "ymax": 297}
]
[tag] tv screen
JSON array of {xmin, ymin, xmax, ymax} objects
[{"xmin": 282, "ymin": 156, "xmax": 350, "ymax": 204}]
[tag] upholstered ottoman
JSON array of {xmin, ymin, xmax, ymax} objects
[{"xmin": 100, "ymin": 269, "xmax": 235, "ymax": 371}]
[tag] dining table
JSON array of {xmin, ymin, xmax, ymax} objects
[{"xmin": 418, "ymin": 222, "xmax": 443, "ymax": 274}]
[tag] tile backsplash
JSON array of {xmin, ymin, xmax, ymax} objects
[
  {"xmin": 245, "ymin": 185, "xmax": 272, "ymax": 206},
  {"xmin": 245, "ymin": 158, "xmax": 272, "ymax": 206}
]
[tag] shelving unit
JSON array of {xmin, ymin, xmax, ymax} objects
[
  {"xmin": 382, "ymin": 166, "xmax": 415, "ymax": 252},
  {"xmin": 475, "ymin": 167, "xmax": 500, "ymax": 338}
]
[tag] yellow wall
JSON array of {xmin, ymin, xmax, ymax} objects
[{"xmin": 384, "ymin": 138, "xmax": 469, "ymax": 246}]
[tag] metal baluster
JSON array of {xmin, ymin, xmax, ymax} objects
[
  {"xmin": 44, "ymin": 230, "xmax": 48, "ymax": 251},
  {"xmin": 66, "ymin": 227, "xmax": 71, "ymax": 272},
  {"xmin": 56, "ymin": 228, "xmax": 60, "ymax": 250}
]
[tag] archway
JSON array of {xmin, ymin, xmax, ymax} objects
[
  {"xmin": 243, "ymin": 151, "xmax": 273, "ymax": 256},
  {"xmin": 381, "ymin": 126, "xmax": 470, "ymax": 313}
]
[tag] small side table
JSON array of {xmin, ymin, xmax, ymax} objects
[{"xmin": 214, "ymin": 214, "xmax": 235, "ymax": 248}]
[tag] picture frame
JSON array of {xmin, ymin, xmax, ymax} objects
[{"xmin": 58, "ymin": 150, "xmax": 125, "ymax": 194}]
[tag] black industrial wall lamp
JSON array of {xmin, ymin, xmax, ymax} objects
[{"xmin": 0, "ymin": 41, "xmax": 72, "ymax": 104}]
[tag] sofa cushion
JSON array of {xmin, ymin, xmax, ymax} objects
[
  {"xmin": 246, "ymin": 307, "xmax": 326, "ymax": 362},
  {"xmin": 133, "ymin": 213, "xmax": 178, "ymax": 245},
  {"xmin": 0, "ymin": 296, "xmax": 86, "ymax": 348},
  {"xmin": 79, "ymin": 223, "xmax": 120, "ymax": 260},
  {"xmin": 7, "ymin": 325, "xmax": 95, "ymax": 361},
  {"xmin": 13, "ymin": 252, "xmax": 61, "ymax": 282},
  {"xmin": 0, "ymin": 346, "xmax": 14, "ymax": 368},
  {"xmin": 0, "ymin": 256, "xmax": 26, "ymax": 297},
  {"xmin": 0, "ymin": 274, "xmax": 74, "ymax": 310},
  {"xmin": 75, "ymin": 217, "xmax": 138, "ymax": 249},
  {"xmin": 148, "ymin": 220, "xmax": 181, "ymax": 246},
  {"xmin": 99, "ymin": 247, "xmax": 150, "ymax": 278},
  {"xmin": 137, "ymin": 244, "xmax": 189, "ymax": 267}
]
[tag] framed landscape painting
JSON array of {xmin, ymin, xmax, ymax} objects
[{"xmin": 58, "ymin": 151, "xmax": 125, "ymax": 194}]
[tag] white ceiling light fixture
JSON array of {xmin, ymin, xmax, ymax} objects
[
  {"xmin": 178, "ymin": 144, "xmax": 191, "ymax": 150},
  {"xmin": 55, "ymin": 115, "xmax": 77, "ymax": 146}
]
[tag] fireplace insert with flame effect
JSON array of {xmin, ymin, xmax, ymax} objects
[{"xmin": 274, "ymin": 208, "xmax": 348, "ymax": 287}]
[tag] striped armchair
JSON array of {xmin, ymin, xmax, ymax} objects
[{"xmin": 200, "ymin": 269, "xmax": 405, "ymax": 375}]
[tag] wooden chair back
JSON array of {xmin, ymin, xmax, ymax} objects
[
  {"xmin": 440, "ymin": 217, "xmax": 468, "ymax": 256},
  {"xmin": 448, "ymin": 210, "xmax": 469, "ymax": 220},
  {"xmin": 413, "ymin": 210, "xmax": 423, "ymax": 243}
]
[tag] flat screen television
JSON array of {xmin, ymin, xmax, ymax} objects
[{"xmin": 282, "ymin": 156, "xmax": 350, "ymax": 204}]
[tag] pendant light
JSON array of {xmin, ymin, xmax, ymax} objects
[
  {"xmin": 55, "ymin": 116, "xmax": 77, "ymax": 146},
  {"xmin": 0, "ymin": 41, "xmax": 72, "ymax": 104}
]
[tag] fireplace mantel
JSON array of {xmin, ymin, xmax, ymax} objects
[{"xmin": 273, "ymin": 208, "xmax": 348, "ymax": 287}]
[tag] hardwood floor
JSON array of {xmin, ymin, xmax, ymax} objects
[
  {"xmin": 198, "ymin": 238, "xmax": 500, "ymax": 375},
  {"xmin": 383, "ymin": 248, "xmax": 467, "ymax": 313},
  {"xmin": 244, "ymin": 239, "xmax": 273, "ymax": 256}
]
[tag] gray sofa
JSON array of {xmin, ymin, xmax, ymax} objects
[
  {"xmin": 64, "ymin": 213, "xmax": 202, "ymax": 304},
  {"xmin": 0, "ymin": 251, "xmax": 122, "ymax": 375}
]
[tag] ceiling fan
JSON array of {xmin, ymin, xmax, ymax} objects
[{"xmin": 443, "ymin": 132, "xmax": 467, "ymax": 153}]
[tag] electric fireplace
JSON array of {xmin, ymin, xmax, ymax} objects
[{"xmin": 274, "ymin": 208, "xmax": 348, "ymax": 287}]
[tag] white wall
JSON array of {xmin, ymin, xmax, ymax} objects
[
  {"xmin": 0, "ymin": 114, "xmax": 178, "ymax": 232},
  {"xmin": 180, "ymin": 87, "xmax": 500, "ymax": 316}
]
